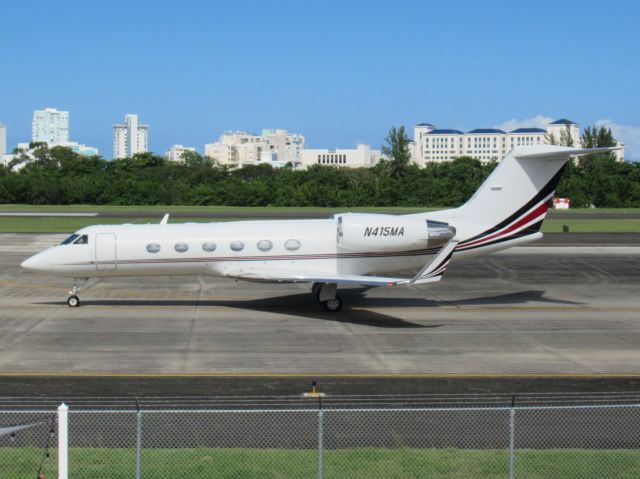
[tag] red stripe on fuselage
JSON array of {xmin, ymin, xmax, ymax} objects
[{"xmin": 460, "ymin": 201, "xmax": 549, "ymax": 249}]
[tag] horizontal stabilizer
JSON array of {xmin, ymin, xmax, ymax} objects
[{"xmin": 514, "ymin": 146, "xmax": 621, "ymax": 160}]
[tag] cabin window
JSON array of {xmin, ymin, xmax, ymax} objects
[
  {"xmin": 202, "ymin": 241, "xmax": 217, "ymax": 252},
  {"xmin": 73, "ymin": 235, "xmax": 88, "ymax": 244},
  {"xmin": 257, "ymin": 239, "xmax": 273, "ymax": 252},
  {"xmin": 146, "ymin": 243, "xmax": 161, "ymax": 253},
  {"xmin": 174, "ymin": 242, "xmax": 189, "ymax": 253},
  {"xmin": 284, "ymin": 239, "xmax": 301, "ymax": 251},
  {"xmin": 61, "ymin": 234, "xmax": 79, "ymax": 245},
  {"xmin": 230, "ymin": 241, "xmax": 244, "ymax": 251}
]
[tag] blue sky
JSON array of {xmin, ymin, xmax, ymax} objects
[{"xmin": 1, "ymin": 0, "xmax": 639, "ymax": 159}]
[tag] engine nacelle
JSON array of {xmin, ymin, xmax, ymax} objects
[{"xmin": 335, "ymin": 213, "xmax": 455, "ymax": 252}]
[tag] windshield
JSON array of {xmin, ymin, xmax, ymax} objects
[{"xmin": 60, "ymin": 234, "xmax": 79, "ymax": 245}]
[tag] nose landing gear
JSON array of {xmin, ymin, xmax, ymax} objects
[
  {"xmin": 67, "ymin": 279, "xmax": 87, "ymax": 307},
  {"xmin": 67, "ymin": 294, "xmax": 80, "ymax": 307}
]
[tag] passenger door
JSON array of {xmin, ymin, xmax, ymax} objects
[{"xmin": 95, "ymin": 233, "xmax": 117, "ymax": 271}]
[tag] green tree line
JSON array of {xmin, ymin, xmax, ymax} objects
[{"xmin": 0, "ymin": 126, "xmax": 637, "ymax": 208}]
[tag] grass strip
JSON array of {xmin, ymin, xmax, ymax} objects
[
  {"xmin": 540, "ymin": 219, "xmax": 640, "ymax": 233},
  {"xmin": 1, "ymin": 216, "xmax": 640, "ymax": 234},
  {"xmin": 0, "ymin": 447, "xmax": 639, "ymax": 479}
]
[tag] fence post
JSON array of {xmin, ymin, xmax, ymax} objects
[
  {"xmin": 317, "ymin": 409, "xmax": 324, "ymax": 479},
  {"xmin": 509, "ymin": 408, "xmax": 515, "ymax": 479},
  {"xmin": 135, "ymin": 410, "xmax": 143, "ymax": 479},
  {"xmin": 58, "ymin": 403, "xmax": 68, "ymax": 479}
]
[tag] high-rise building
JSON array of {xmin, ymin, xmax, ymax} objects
[
  {"xmin": 205, "ymin": 129, "xmax": 304, "ymax": 168},
  {"xmin": 0, "ymin": 124, "xmax": 6, "ymax": 157},
  {"xmin": 113, "ymin": 114, "xmax": 148, "ymax": 159},
  {"xmin": 32, "ymin": 108, "xmax": 69, "ymax": 145}
]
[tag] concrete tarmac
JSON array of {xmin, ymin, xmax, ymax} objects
[{"xmin": 1, "ymin": 234, "xmax": 639, "ymax": 377}]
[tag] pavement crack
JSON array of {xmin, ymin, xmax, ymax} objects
[{"xmin": 183, "ymin": 282, "xmax": 203, "ymax": 362}]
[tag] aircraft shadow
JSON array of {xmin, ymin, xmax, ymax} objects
[
  {"xmin": 35, "ymin": 289, "xmax": 581, "ymax": 329},
  {"xmin": 425, "ymin": 290, "xmax": 584, "ymax": 307}
]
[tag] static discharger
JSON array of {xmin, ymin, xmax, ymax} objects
[{"xmin": 303, "ymin": 380, "xmax": 326, "ymax": 398}]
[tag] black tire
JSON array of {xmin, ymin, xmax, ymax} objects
[
  {"xmin": 323, "ymin": 295, "xmax": 342, "ymax": 312},
  {"xmin": 67, "ymin": 295, "xmax": 80, "ymax": 307}
]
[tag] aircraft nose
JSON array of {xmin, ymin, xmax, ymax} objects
[{"xmin": 21, "ymin": 253, "xmax": 50, "ymax": 273}]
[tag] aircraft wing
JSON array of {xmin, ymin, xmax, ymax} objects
[
  {"xmin": 226, "ymin": 240, "xmax": 459, "ymax": 287},
  {"xmin": 226, "ymin": 268, "xmax": 415, "ymax": 286}
]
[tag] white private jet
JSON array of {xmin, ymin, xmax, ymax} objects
[{"xmin": 21, "ymin": 145, "xmax": 615, "ymax": 312}]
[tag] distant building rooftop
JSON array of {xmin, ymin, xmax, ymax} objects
[
  {"xmin": 510, "ymin": 127, "xmax": 547, "ymax": 133},
  {"xmin": 416, "ymin": 122, "xmax": 435, "ymax": 127},
  {"xmin": 427, "ymin": 129, "xmax": 464, "ymax": 135},
  {"xmin": 468, "ymin": 128, "xmax": 506, "ymax": 134},
  {"xmin": 549, "ymin": 119, "xmax": 576, "ymax": 125}
]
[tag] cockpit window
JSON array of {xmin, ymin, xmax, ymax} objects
[
  {"xmin": 73, "ymin": 235, "xmax": 88, "ymax": 245},
  {"xmin": 61, "ymin": 234, "xmax": 79, "ymax": 245}
]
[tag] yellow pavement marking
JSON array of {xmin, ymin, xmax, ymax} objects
[{"xmin": 0, "ymin": 372, "xmax": 639, "ymax": 378}]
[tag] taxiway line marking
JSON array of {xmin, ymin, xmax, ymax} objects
[{"xmin": 0, "ymin": 372, "xmax": 640, "ymax": 379}]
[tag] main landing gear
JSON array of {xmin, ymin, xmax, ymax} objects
[
  {"xmin": 67, "ymin": 279, "xmax": 87, "ymax": 307},
  {"xmin": 312, "ymin": 282, "xmax": 343, "ymax": 312}
]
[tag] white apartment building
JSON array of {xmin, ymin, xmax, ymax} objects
[
  {"xmin": 412, "ymin": 119, "xmax": 610, "ymax": 165},
  {"xmin": 413, "ymin": 125, "xmax": 547, "ymax": 165},
  {"xmin": 205, "ymin": 129, "xmax": 304, "ymax": 168},
  {"xmin": 0, "ymin": 124, "xmax": 6, "ymax": 157},
  {"xmin": 301, "ymin": 144, "xmax": 383, "ymax": 169},
  {"xmin": 2, "ymin": 140, "xmax": 98, "ymax": 166},
  {"xmin": 113, "ymin": 114, "xmax": 148, "ymax": 159},
  {"xmin": 32, "ymin": 108, "xmax": 69, "ymax": 145},
  {"xmin": 62, "ymin": 142, "xmax": 99, "ymax": 157},
  {"xmin": 546, "ymin": 119, "xmax": 580, "ymax": 146},
  {"xmin": 165, "ymin": 144, "xmax": 196, "ymax": 162}
]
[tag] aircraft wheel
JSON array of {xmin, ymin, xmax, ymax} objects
[
  {"xmin": 67, "ymin": 295, "xmax": 80, "ymax": 307},
  {"xmin": 323, "ymin": 295, "xmax": 342, "ymax": 313}
]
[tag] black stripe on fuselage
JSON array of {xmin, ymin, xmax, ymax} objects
[{"xmin": 459, "ymin": 166, "xmax": 565, "ymax": 246}]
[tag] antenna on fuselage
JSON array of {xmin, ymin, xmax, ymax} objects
[{"xmin": 160, "ymin": 213, "xmax": 169, "ymax": 225}]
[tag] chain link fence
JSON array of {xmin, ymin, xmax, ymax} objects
[
  {"xmin": 0, "ymin": 409, "xmax": 58, "ymax": 478},
  {"xmin": 1, "ymin": 404, "xmax": 639, "ymax": 478}
]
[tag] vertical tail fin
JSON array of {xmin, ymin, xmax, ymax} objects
[{"xmin": 438, "ymin": 145, "xmax": 617, "ymax": 251}]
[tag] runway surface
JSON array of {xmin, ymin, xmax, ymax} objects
[{"xmin": 1, "ymin": 234, "xmax": 639, "ymax": 379}]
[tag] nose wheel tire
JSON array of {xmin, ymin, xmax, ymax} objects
[
  {"xmin": 67, "ymin": 295, "xmax": 80, "ymax": 307},
  {"xmin": 323, "ymin": 295, "xmax": 342, "ymax": 313}
]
